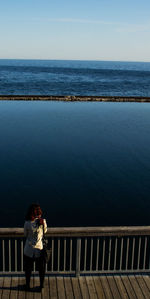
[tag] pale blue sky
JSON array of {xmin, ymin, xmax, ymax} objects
[{"xmin": 0, "ymin": 0, "xmax": 150, "ymax": 61}]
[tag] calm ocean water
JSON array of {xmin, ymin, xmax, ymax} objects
[
  {"xmin": 0, "ymin": 60, "xmax": 150, "ymax": 227},
  {"xmin": 0, "ymin": 59, "xmax": 150, "ymax": 96},
  {"xmin": 0, "ymin": 101, "xmax": 150, "ymax": 227}
]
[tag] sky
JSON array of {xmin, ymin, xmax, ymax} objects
[{"xmin": 0, "ymin": 0, "xmax": 150, "ymax": 62}]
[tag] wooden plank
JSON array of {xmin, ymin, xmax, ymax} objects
[
  {"xmin": 71, "ymin": 277, "xmax": 82, "ymax": 299},
  {"xmin": 121, "ymin": 276, "xmax": 136, "ymax": 299},
  {"xmin": 128, "ymin": 275, "xmax": 145, "ymax": 299},
  {"xmin": 41, "ymin": 276, "xmax": 50, "ymax": 298},
  {"xmin": 49, "ymin": 277, "xmax": 58, "ymax": 299},
  {"xmin": 114, "ymin": 276, "xmax": 128, "ymax": 299},
  {"xmin": 0, "ymin": 277, "xmax": 4, "ymax": 298},
  {"xmin": 1, "ymin": 277, "xmax": 11, "ymax": 299},
  {"xmin": 79, "ymin": 276, "xmax": 90, "ymax": 299},
  {"xmin": 64, "ymin": 277, "xmax": 74, "ymax": 299},
  {"xmin": 99, "ymin": 276, "xmax": 113, "ymax": 299},
  {"xmin": 56, "ymin": 277, "xmax": 66, "ymax": 299},
  {"xmin": 142, "ymin": 275, "xmax": 150, "ymax": 292},
  {"xmin": 0, "ymin": 274, "xmax": 149, "ymax": 299},
  {"xmin": 10, "ymin": 277, "xmax": 18, "ymax": 299},
  {"xmin": 26, "ymin": 276, "xmax": 34, "ymax": 299},
  {"xmin": 33, "ymin": 276, "xmax": 41, "ymax": 299},
  {"xmin": 86, "ymin": 276, "xmax": 98, "ymax": 299},
  {"xmin": 106, "ymin": 276, "xmax": 121, "ymax": 299},
  {"xmin": 18, "ymin": 276, "xmax": 26, "ymax": 299},
  {"xmin": 93, "ymin": 276, "xmax": 105, "ymax": 299},
  {"xmin": 46, "ymin": 226, "xmax": 150, "ymax": 237},
  {"xmin": 136, "ymin": 275, "xmax": 150, "ymax": 299}
]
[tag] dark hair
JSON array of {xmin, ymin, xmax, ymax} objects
[{"xmin": 25, "ymin": 203, "xmax": 42, "ymax": 221}]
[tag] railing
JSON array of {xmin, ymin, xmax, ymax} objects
[{"xmin": 0, "ymin": 226, "xmax": 150, "ymax": 276}]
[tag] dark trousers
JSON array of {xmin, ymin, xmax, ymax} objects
[{"xmin": 24, "ymin": 254, "xmax": 46, "ymax": 287}]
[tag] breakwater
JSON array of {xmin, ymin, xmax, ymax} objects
[{"xmin": 0, "ymin": 95, "xmax": 150, "ymax": 102}]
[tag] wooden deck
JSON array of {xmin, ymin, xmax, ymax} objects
[{"xmin": 0, "ymin": 275, "xmax": 150, "ymax": 298}]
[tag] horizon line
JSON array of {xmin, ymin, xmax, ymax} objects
[{"xmin": 0, "ymin": 58, "xmax": 150, "ymax": 63}]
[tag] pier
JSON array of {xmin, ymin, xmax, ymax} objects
[{"xmin": 0, "ymin": 226, "xmax": 150, "ymax": 298}]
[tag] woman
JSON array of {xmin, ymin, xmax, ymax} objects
[{"xmin": 24, "ymin": 203, "xmax": 47, "ymax": 291}]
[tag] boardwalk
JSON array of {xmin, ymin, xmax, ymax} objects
[{"xmin": 0, "ymin": 275, "xmax": 150, "ymax": 298}]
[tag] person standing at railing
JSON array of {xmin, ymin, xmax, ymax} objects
[{"xmin": 24, "ymin": 203, "xmax": 47, "ymax": 291}]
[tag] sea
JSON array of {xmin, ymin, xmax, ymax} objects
[
  {"xmin": 0, "ymin": 59, "xmax": 150, "ymax": 227},
  {"xmin": 0, "ymin": 59, "xmax": 150, "ymax": 96}
]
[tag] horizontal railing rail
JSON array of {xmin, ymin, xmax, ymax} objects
[{"xmin": 0, "ymin": 226, "xmax": 150, "ymax": 276}]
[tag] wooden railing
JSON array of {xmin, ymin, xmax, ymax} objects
[{"xmin": 0, "ymin": 226, "xmax": 150, "ymax": 276}]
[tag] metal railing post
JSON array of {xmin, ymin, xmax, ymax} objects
[{"xmin": 76, "ymin": 238, "xmax": 81, "ymax": 277}]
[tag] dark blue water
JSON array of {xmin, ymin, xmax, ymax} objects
[
  {"xmin": 0, "ymin": 59, "xmax": 150, "ymax": 96},
  {"xmin": 0, "ymin": 101, "xmax": 150, "ymax": 227}
]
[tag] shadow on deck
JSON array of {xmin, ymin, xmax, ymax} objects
[{"xmin": 0, "ymin": 274, "xmax": 150, "ymax": 298}]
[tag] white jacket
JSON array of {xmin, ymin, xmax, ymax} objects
[{"xmin": 24, "ymin": 218, "xmax": 47, "ymax": 258}]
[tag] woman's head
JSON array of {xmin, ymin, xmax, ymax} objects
[{"xmin": 25, "ymin": 203, "xmax": 42, "ymax": 221}]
